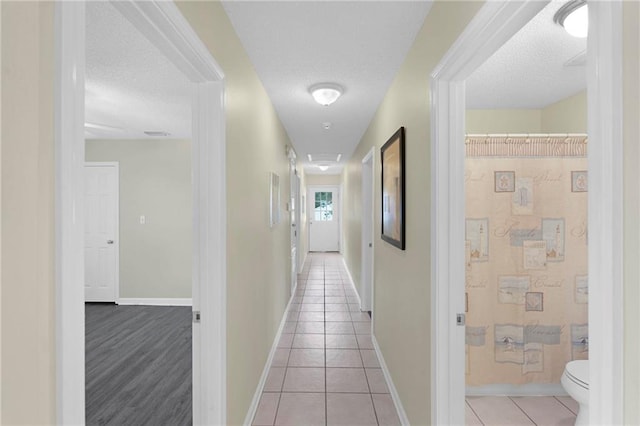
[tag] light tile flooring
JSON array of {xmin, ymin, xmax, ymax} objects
[
  {"xmin": 252, "ymin": 253, "xmax": 401, "ymax": 426},
  {"xmin": 252, "ymin": 252, "xmax": 580, "ymax": 426},
  {"xmin": 466, "ymin": 396, "xmax": 578, "ymax": 425}
]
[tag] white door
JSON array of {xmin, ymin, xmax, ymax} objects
[
  {"xmin": 84, "ymin": 162, "xmax": 119, "ymax": 302},
  {"xmin": 309, "ymin": 186, "xmax": 340, "ymax": 252},
  {"xmin": 361, "ymin": 151, "xmax": 375, "ymax": 311}
]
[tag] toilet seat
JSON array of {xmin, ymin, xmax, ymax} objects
[{"xmin": 565, "ymin": 360, "xmax": 589, "ymax": 390}]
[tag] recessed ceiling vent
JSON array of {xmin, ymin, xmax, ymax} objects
[
  {"xmin": 307, "ymin": 153, "xmax": 342, "ymax": 163},
  {"xmin": 144, "ymin": 131, "xmax": 172, "ymax": 137}
]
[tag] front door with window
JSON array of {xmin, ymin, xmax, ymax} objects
[{"xmin": 309, "ymin": 187, "xmax": 339, "ymax": 252}]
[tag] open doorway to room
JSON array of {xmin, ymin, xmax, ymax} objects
[
  {"xmin": 462, "ymin": 2, "xmax": 587, "ymax": 423},
  {"xmin": 83, "ymin": 2, "xmax": 194, "ymax": 423},
  {"xmin": 360, "ymin": 148, "xmax": 375, "ymax": 315},
  {"xmin": 55, "ymin": 1, "xmax": 226, "ymax": 424},
  {"xmin": 431, "ymin": 1, "xmax": 623, "ymax": 425}
]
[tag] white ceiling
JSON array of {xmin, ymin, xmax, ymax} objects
[
  {"xmin": 466, "ymin": 0, "xmax": 587, "ymax": 110},
  {"xmin": 85, "ymin": 2, "xmax": 192, "ymax": 140},
  {"xmin": 221, "ymin": 0, "xmax": 433, "ymax": 175},
  {"xmin": 85, "ymin": 0, "xmax": 587, "ymax": 166}
]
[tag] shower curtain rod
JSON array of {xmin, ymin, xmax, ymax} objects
[{"xmin": 466, "ymin": 133, "xmax": 588, "ymax": 138}]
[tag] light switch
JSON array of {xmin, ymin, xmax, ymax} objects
[{"xmin": 140, "ymin": 215, "xmax": 146, "ymax": 225}]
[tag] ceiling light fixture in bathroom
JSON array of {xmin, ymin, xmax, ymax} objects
[
  {"xmin": 310, "ymin": 83, "xmax": 343, "ymax": 106},
  {"xmin": 553, "ymin": 0, "xmax": 588, "ymax": 38}
]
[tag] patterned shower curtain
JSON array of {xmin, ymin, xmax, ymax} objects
[{"xmin": 464, "ymin": 135, "xmax": 588, "ymax": 386}]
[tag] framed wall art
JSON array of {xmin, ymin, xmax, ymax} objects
[{"xmin": 381, "ymin": 127, "xmax": 405, "ymax": 250}]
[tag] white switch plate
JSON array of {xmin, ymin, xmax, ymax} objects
[{"xmin": 140, "ymin": 215, "xmax": 146, "ymax": 225}]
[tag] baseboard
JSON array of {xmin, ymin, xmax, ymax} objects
[
  {"xmin": 341, "ymin": 258, "xmax": 362, "ymax": 308},
  {"xmin": 371, "ymin": 335, "xmax": 410, "ymax": 425},
  {"xmin": 466, "ymin": 383, "xmax": 567, "ymax": 396},
  {"xmin": 116, "ymin": 298, "xmax": 192, "ymax": 306},
  {"xmin": 243, "ymin": 283, "xmax": 297, "ymax": 426}
]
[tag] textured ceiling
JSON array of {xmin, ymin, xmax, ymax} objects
[
  {"xmin": 222, "ymin": 0, "xmax": 433, "ymax": 175},
  {"xmin": 466, "ymin": 0, "xmax": 587, "ymax": 110},
  {"xmin": 85, "ymin": 2, "xmax": 192, "ymax": 140}
]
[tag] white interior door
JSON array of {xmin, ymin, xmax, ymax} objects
[
  {"xmin": 309, "ymin": 186, "xmax": 340, "ymax": 252},
  {"xmin": 84, "ymin": 162, "xmax": 119, "ymax": 302},
  {"xmin": 361, "ymin": 151, "xmax": 374, "ymax": 311}
]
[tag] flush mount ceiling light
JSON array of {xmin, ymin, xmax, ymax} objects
[
  {"xmin": 318, "ymin": 165, "xmax": 329, "ymax": 171},
  {"xmin": 553, "ymin": 0, "xmax": 588, "ymax": 38},
  {"xmin": 310, "ymin": 83, "xmax": 343, "ymax": 106}
]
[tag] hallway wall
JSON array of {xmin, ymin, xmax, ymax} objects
[
  {"xmin": 342, "ymin": 2, "xmax": 484, "ymax": 423},
  {"xmin": 1, "ymin": 2, "xmax": 56, "ymax": 423},
  {"xmin": 176, "ymin": 3, "xmax": 293, "ymax": 424},
  {"xmin": 86, "ymin": 139, "xmax": 192, "ymax": 299},
  {"xmin": 622, "ymin": 1, "xmax": 640, "ymax": 422}
]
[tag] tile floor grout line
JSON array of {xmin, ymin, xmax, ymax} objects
[
  {"xmin": 465, "ymin": 399, "xmax": 485, "ymax": 426},
  {"xmin": 323, "ymin": 257, "xmax": 329, "ymax": 426},
  {"xmin": 553, "ymin": 396, "xmax": 578, "ymax": 415},
  {"xmin": 508, "ymin": 396, "xmax": 538, "ymax": 426}
]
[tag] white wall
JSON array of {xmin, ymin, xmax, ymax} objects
[{"xmin": 86, "ymin": 139, "xmax": 192, "ymax": 299}]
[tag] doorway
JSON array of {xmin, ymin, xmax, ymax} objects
[
  {"xmin": 308, "ymin": 186, "xmax": 341, "ymax": 252},
  {"xmin": 54, "ymin": 1, "xmax": 227, "ymax": 424},
  {"xmin": 360, "ymin": 148, "xmax": 375, "ymax": 313},
  {"xmin": 430, "ymin": 1, "xmax": 624, "ymax": 425}
]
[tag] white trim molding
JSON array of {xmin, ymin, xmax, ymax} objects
[
  {"xmin": 117, "ymin": 298, "xmax": 193, "ymax": 306},
  {"xmin": 371, "ymin": 335, "xmax": 410, "ymax": 426},
  {"xmin": 466, "ymin": 384, "xmax": 567, "ymax": 397},
  {"xmin": 55, "ymin": 1, "xmax": 226, "ymax": 424},
  {"xmin": 55, "ymin": 3, "xmax": 87, "ymax": 424},
  {"xmin": 587, "ymin": 2, "xmax": 624, "ymax": 424},
  {"xmin": 243, "ymin": 282, "xmax": 298, "ymax": 426},
  {"xmin": 430, "ymin": 1, "xmax": 624, "ymax": 425}
]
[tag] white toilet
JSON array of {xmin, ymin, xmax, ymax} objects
[{"xmin": 561, "ymin": 360, "xmax": 589, "ymax": 425}]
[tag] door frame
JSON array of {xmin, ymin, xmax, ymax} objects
[
  {"xmin": 84, "ymin": 161, "xmax": 120, "ymax": 302},
  {"xmin": 307, "ymin": 185, "xmax": 341, "ymax": 252},
  {"xmin": 289, "ymin": 149, "xmax": 298, "ymax": 294},
  {"xmin": 430, "ymin": 1, "xmax": 623, "ymax": 425},
  {"xmin": 55, "ymin": 2, "xmax": 227, "ymax": 424},
  {"xmin": 361, "ymin": 148, "xmax": 375, "ymax": 313}
]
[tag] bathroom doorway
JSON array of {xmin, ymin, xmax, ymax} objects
[{"xmin": 430, "ymin": 1, "xmax": 624, "ymax": 425}]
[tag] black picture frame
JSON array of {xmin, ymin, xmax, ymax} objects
[{"xmin": 381, "ymin": 127, "xmax": 405, "ymax": 250}]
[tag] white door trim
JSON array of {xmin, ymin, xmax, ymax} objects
[
  {"xmin": 55, "ymin": 2, "xmax": 227, "ymax": 425},
  {"xmin": 85, "ymin": 161, "xmax": 120, "ymax": 302},
  {"xmin": 361, "ymin": 148, "xmax": 375, "ymax": 313},
  {"xmin": 430, "ymin": 1, "xmax": 623, "ymax": 425}
]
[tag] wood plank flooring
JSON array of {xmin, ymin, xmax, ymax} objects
[{"xmin": 85, "ymin": 303, "xmax": 192, "ymax": 425}]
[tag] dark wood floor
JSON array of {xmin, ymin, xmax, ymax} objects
[{"xmin": 85, "ymin": 303, "xmax": 192, "ymax": 425}]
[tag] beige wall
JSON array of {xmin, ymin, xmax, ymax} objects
[
  {"xmin": 467, "ymin": 91, "xmax": 587, "ymax": 135},
  {"xmin": 342, "ymin": 2, "xmax": 484, "ymax": 423},
  {"xmin": 304, "ymin": 173, "xmax": 342, "ymax": 186},
  {"xmin": 623, "ymin": 1, "xmax": 640, "ymax": 423},
  {"xmin": 467, "ymin": 109, "xmax": 542, "ymax": 133},
  {"xmin": 175, "ymin": 3, "xmax": 292, "ymax": 424},
  {"xmin": 541, "ymin": 91, "xmax": 587, "ymax": 133},
  {"xmin": 1, "ymin": 2, "xmax": 56, "ymax": 424},
  {"xmin": 86, "ymin": 139, "xmax": 192, "ymax": 299}
]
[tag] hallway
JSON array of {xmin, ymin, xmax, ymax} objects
[{"xmin": 252, "ymin": 253, "xmax": 401, "ymax": 426}]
